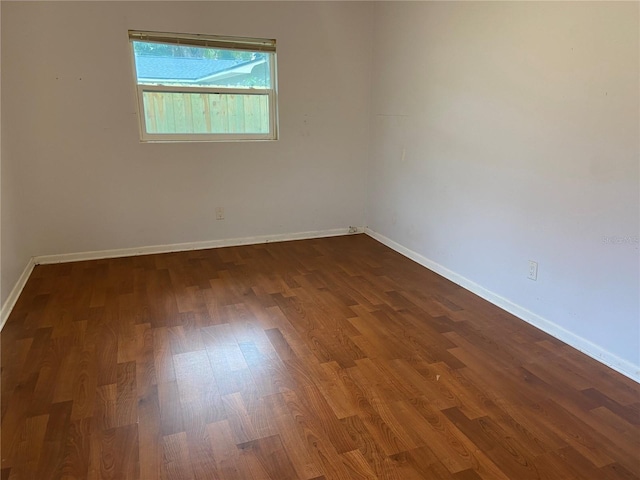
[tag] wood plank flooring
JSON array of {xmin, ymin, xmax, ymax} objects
[{"xmin": 1, "ymin": 234, "xmax": 639, "ymax": 479}]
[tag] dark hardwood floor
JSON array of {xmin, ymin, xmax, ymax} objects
[{"xmin": 1, "ymin": 234, "xmax": 638, "ymax": 479}]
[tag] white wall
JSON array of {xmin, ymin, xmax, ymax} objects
[
  {"xmin": 0, "ymin": 1, "xmax": 373, "ymax": 304},
  {"xmin": 2, "ymin": 1, "xmax": 639, "ymax": 378},
  {"xmin": 1, "ymin": 109, "xmax": 34, "ymax": 311},
  {"xmin": 367, "ymin": 2, "xmax": 639, "ymax": 371},
  {"xmin": 1, "ymin": 2, "xmax": 34, "ymax": 311}
]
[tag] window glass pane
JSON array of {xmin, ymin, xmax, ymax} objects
[
  {"xmin": 133, "ymin": 41, "xmax": 270, "ymax": 89},
  {"xmin": 141, "ymin": 91, "xmax": 270, "ymax": 135}
]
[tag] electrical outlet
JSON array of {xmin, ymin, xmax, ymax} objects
[
  {"xmin": 348, "ymin": 226, "xmax": 358, "ymax": 234},
  {"xmin": 528, "ymin": 260, "xmax": 538, "ymax": 281},
  {"xmin": 215, "ymin": 207, "xmax": 224, "ymax": 220}
]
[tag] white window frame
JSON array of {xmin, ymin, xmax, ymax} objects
[{"xmin": 128, "ymin": 30, "xmax": 278, "ymax": 142}]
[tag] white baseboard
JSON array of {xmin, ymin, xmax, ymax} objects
[
  {"xmin": 34, "ymin": 228, "xmax": 353, "ymax": 265},
  {"xmin": 365, "ymin": 227, "xmax": 640, "ymax": 383},
  {"xmin": 0, "ymin": 258, "xmax": 36, "ymax": 332}
]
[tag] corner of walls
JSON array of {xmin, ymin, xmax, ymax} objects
[
  {"xmin": 362, "ymin": 2, "xmax": 378, "ymax": 231},
  {"xmin": 365, "ymin": 228, "xmax": 640, "ymax": 383},
  {"xmin": 0, "ymin": 257, "xmax": 35, "ymax": 332}
]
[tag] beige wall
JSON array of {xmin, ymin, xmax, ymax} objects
[
  {"xmin": 2, "ymin": 1, "xmax": 639, "ymax": 376},
  {"xmin": 367, "ymin": 2, "xmax": 639, "ymax": 370},
  {"xmin": 1, "ymin": 1, "xmax": 373, "ymax": 303}
]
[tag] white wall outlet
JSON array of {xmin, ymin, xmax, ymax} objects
[
  {"xmin": 348, "ymin": 226, "xmax": 358, "ymax": 234},
  {"xmin": 528, "ymin": 260, "xmax": 538, "ymax": 281},
  {"xmin": 215, "ymin": 207, "xmax": 224, "ymax": 220}
]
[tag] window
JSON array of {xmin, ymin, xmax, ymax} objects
[{"xmin": 129, "ymin": 31, "xmax": 278, "ymax": 142}]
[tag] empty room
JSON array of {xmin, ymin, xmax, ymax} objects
[{"xmin": 1, "ymin": 1, "xmax": 638, "ymax": 479}]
